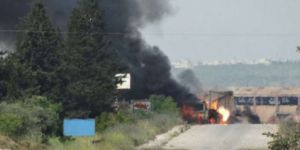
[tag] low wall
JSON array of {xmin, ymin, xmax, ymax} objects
[{"xmin": 236, "ymin": 105, "xmax": 298, "ymax": 123}]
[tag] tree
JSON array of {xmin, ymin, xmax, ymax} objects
[
  {"xmin": 13, "ymin": 0, "xmax": 62, "ymax": 99},
  {"xmin": 0, "ymin": 52, "xmax": 8, "ymax": 99},
  {"xmin": 62, "ymin": 0, "xmax": 122, "ymax": 118},
  {"xmin": 0, "ymin": 53, "xmax": 38, "ymax": 100},
  {"xmin": 0, "ymin": 96, "xmax": 60, "ymax": 141},
  {"xmin": 264, "ymin": 121, "xmax": 300, "ymax": 150},
  {"xmin": 150, "ymin": 95, "xmax": 178, "ymax": 113}
]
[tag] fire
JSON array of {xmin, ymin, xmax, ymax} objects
[
  {"xmin": 217, "ymin": 106, "xmax": 230, "ymax": 123},
  {"xmin": 206, "ymin": 99, "xmax": 231, "ymax": 124},
  {"xmin": 181, "ymin": 97, "xmax": 231, "ymax": 124},
  {"xmin": 209, "ymin": 100, "xmax": 218, "ymax": 110}
]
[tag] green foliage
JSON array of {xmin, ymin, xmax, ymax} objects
[
  {"xmin": 16, "ymin": 1, "xmax": 61, "ymax": 71},
  {"xmin": 13, "ymin": 1, "xmax": 62, "ymax": 99},
  {"xmin": 95, "ymin": 96, "xmax": 182, "ymax": 146},
  {"xmin": 99, "ymin": 112, "xmax": 183, "ymax": 149},
  {"xmin": 49, "ymin": 137, "xmax": 99, "ymax": 150},
  {"xmin": 50, "ymin": 111, "xmax": 183, "ymax": 150},
  {"xmin": 0, "ymin": 96, "xmax": 60, "ymax": 141},
  {"xmin": 96, "ymin": 111, "xmax": 132, "ymax": 132},
  {"xmin": 130, "ymin": 109, "xmax": 154, "ymax": 120},
  {"xmin": 151, "ymin": 112, "xmax": 182, "ymax": 133},
  {"xmin": 264, "ymin": 121, "xmax": 300, "ymax": 150},
  {"xmin": 0, "ymin": 114, "xmax": 23, "ymax": 136},
  {"xmin": 115, "ymin": 110, "xmax": 132, "ymax": 124},
  {"xmin": 0, "ymin": 0, "xmax": 122, "ymax": 122},
  {"xmin": 0, "ymin": 0, "xmax": 123, "ymax": 143},
  {"xmin": 0, "ymin": 135, "xmax": 49, "ymax": 150},
  {"xmin": 0, "ymin": 1, "xmax": 63, "ymax": 102},
  {"xmin": 0, "ymin": 53, "xmax": 38, "ymax": 101},
  {"xmin": 61, "ymin": 0, "xmax": 122, "ymax": 118},
  {"xmin": 0, "ymin": 53, "xmax": 7, "ymax": 99},
  {"xmin": 96, "ymin": 112, "xmax": 116, "ymax": 132},
  {"xmin": 149, "ymin": 95, "xmax": 178, "ymax": 113},
  {"xmin": 102, "ymin": 132, "xmax": 135, "ymax": 150},
  {"xmin": 51, "ymin": 94, "xmax": 183, "ymax": 150}
]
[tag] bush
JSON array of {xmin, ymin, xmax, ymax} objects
[
  {"xmin": 96, "ymin": 112, "xmax": 116, "ymax": 132},
  {"xmin": 50, "ymin": 95, "xmax": 184, "ymax": 150},
  {"xmin": 0, "ymin": 113, "xmax": 23, "ymax": 136},
  {"xmin": 130, "ymin": 109, "xmax": 154, "ymax": 120},
  {"xmin": 92, "ymin": 95, "xmax": 183, "ymax": 149},
  {"xmin": 99, "ymin": 112, "xmax": 183, "ymax": 149},
  {"xmin": 96, "ymin": 95, "xmax": 179, "ymax": 133},
  {"xmin": 105, "ymin": 121, "xmax": 155, "ymax": 146},
  {"xmin": 96, "ymin": 109, "xmax": 158, "ymax": 132},
  {"xmin": 102, "ymin": 132, "xmax": 135, "ymax": 150},
  {"xmin": 151, "ymin": 112, "xmax": 182, "ymax": 133},
  {"xmin": 149, "ymin": 95, "xmax": 178, "ymax": 113},
  {"xmin": 115, "ymin": 110, "xmax": 132, "ymax": 123},
  {"xmin": 49, "ymin": 137, "xmax": 98, "ymax": 150},
  {"xmin": 0, "ymin": 96, "xmax": 61, "ymax": 141},
  {"xmin": 264, "ymin": 121, "xmax": 300, "ymax": 150},
  {"xmin": 96, "ymin": 110, "xmax": 133, "ymax": 132}
]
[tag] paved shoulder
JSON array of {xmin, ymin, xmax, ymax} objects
[{"xmin": 164, "ymin": 124, "xmax": 277, "ymax": 150}]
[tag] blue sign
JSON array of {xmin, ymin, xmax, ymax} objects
[
  {"xmin": 235, "ymin": 96, "xmax": 299, "ymax": 106},
  {"xmin": 63, "ymin": 119, "xmax": 95, "ymax": 137},
  {"xmin": 255, "ymin": 97, "xmax": 276, "ymax": 105},
  {"xmin": 235, "ymin": 97, "xmax": 254, "ymax": 105},
  {"xmin": 279, "ymin": 97, "xmax": 298, "ymax": 105}
]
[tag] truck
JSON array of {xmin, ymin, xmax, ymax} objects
[{"xmin": 181, "ymin": 91, "xmax": 234, "ymax": 124}]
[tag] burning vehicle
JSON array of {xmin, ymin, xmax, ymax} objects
[{"xmin": 181, "ymin": 91, "xmax": 233, "ymax": 124}]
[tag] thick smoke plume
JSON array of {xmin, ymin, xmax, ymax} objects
[
  {"xmin": 0, "ymin": 0, "xmax": 30, "ymax": 49},
  {"xmin": 178, "ymin": 70, "xmax": 203, "ymax": 95},
  {"xmin": 0, "ymin": 0, "xmax": 198, "ymax": 103}
]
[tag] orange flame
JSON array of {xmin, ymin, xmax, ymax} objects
[
  {"xmin": 209, "ymin": 100, "xmax": 218, "ymax": 110},
  {"xmin": 217, "ymin": 106, "xmax": 230, "ymax": 123}
]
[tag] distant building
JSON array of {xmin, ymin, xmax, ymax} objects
[
  {"xmin": 198, "ymin": 58, "xmax": 272, "ymax": 66},
  {"xmin": 231, "ymin": 87, "xmax": 300, "ymax": 123},
  {"xmin": 171, "ymin": 60, "xmax": 194, "ymax": 69}
]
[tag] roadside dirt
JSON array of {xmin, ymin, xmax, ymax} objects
[
  {"xmin": 138, "ymin": 125, "xmax": 190, "ymax": 150},
  {"xmin": 0, "ymin": 136, "xmax": 48, "ymax": 150}
]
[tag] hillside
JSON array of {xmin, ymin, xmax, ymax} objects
[{"xmin": 172, "ymin": 61, "xmax": 300, "ymax": 89}]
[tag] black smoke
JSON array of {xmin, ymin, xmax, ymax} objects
[
  {"xmin": 0, "ymin": 0, "xmax": 75, "ymax": 50},
  {"xmin": 0, "ymin": 0, "xmax": 198, "ymax": 103},
  {"xmin": 178, "ymin": 69, "xmax": 203, "ymax": 95},
  {"xmin": 0, "ymin": 0, "xmax": 30, "ymax": 48}
]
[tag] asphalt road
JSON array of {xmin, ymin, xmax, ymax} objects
[{"xmin": 163, "ymin": 124, "xmax": 277, "ymax": 150}]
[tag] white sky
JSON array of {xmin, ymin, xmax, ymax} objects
[{"xmin": 141, "ymin": 0, "xmax": 300, "ymax": 62}]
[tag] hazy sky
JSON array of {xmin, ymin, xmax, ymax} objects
[{"xmin": 141, "ymin": 0, "xmax": 300, "ymax": 62}]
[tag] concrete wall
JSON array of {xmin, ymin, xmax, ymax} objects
[{"xmin": 236, "ymin": 105, "xmax": 298, "ymax": 123}]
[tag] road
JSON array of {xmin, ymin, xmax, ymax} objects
[{"xmin": 163, "ymin": 124, "xmax": 277, "ymax": 150}]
